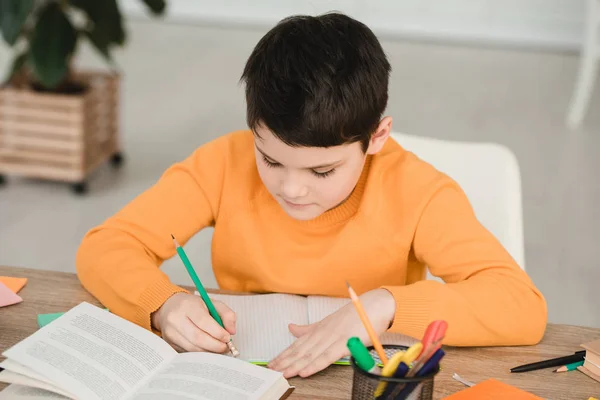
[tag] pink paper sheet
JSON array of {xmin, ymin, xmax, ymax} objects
[{"xmin": 0, "ymin": 281, "xmax": 22, "ymax": 307}]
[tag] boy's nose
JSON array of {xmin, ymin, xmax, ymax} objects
[{"xmin": 280, "ymin": 177, "xmax": 308, "ymax": 199}]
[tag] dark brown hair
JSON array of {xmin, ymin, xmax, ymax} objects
[{"xmin": 241, "ymin": 12, "xmax": 391, "ymax": 152}]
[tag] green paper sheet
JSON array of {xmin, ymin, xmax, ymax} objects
[{"xmin": 37, "ymin": 308, "xmax": 108, "ymax": 328}]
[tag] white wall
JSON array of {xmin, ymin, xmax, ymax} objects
[{"xmin": 120, "ymin": 0, "xmax": 586, "ymax": 50}]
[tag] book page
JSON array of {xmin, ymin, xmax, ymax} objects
[
  {"xmin": 0, "ymin": 359, "xmax": 58, "ymax": 387},
  {"xmin": 307, "ymin": 295, "xmax": 418, "ymax": 347},
  {"xmin": 206, "ymin": 293, "xmax": 308, "ymax": 363},
  {"xmin": 2, "ymin": 302, "xmax": 177, "ymax": 400},
  {"xmin": 129, "ymin": 352, "xmax": 288, "ymax": 400},
  {"xmin": 0, "ymin": 384, "xmax": 70, "ymax": 400},
  {"xmin": 0, "ymin": 370, "xmax": 74, "ymax": 399}
]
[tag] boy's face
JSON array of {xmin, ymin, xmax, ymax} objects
[{"xmin": 254, "ymin": 120, "xmax": 391, "ymax": 221}]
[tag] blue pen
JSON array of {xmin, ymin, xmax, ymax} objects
[
  {"xmin": 384, "ymin": 349, "xmax": 445, "ymax": 400},
  {"xmin": 392, "ymin": 361, "xmax": 409, "ymax": 378},
  {"xmin": 414, "ymin": 348, "xmax": 444, "ymax": 376},
  {"xmin": 378, "ymin": 361, "xmax": 410, "ymax": 398}
]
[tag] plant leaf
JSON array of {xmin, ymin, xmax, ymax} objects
[
  {"xmin": 0, "ymin": 0, "xmax": 34, "ymax": 45},
  {"xmin": 83, "ymin": 27, "xmax": 113, "ymax": 66},
  {"xmin": 141, "ymin": 0, "xmax": 166, "ymax": 15},
  {"xmin": 70, "ymin": 0, "xmax": 125, "ymax": 46},
  {"xmin": 28, "ymin": 3, "xmax": 77, "ymax": 88},
  {"xmin": 3, "ymin": 51, "xmax": 27, "ymax": 84}
]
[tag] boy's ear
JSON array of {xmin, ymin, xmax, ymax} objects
[{"xmin": 366, "ymin": 116, "xmax": 392, "ymax": 155}]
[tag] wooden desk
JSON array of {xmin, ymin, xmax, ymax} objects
[{"xmin": 1, "ymin": 266, "xmax": 599, "ymax": 399}]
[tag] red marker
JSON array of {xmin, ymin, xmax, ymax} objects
[
  {"xmin": 418, "ymin": 320, "xmax": 448, "ymax": 358},
  {"xmin": 407, "ymin": 320, "xmax": 448, "ymax": 377}
]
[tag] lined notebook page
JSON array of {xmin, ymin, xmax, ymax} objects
[
  {"xmin": 306, "ymin": 295, "xmax": 349, "ymax": 324},
  {"xmin": 208, "ymin": 293, "xmax": 308, "ymax": 363},
  {"xmin": 307, "ymin": 295, "xmax": 418, "ymax": 347}
]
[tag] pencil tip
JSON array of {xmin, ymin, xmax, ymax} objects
[
  {"xmin": 345, "ymin": 281, "xmax": 350, "ymax": 288},
  {"xmin": 171, "ymin": 234, "xmax": 175, "ymax": 239}
]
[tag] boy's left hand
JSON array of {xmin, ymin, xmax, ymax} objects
[{"xmin": 268, "ymin": 288, "xmax": 396, "ymax": 378}]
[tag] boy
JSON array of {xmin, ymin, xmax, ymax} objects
[{"xmin": 76, "ymin": 13, "xmax": 547, "ymax": 379}]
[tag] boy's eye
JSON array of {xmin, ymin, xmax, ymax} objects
[
  {"xmin": 262, "ymin": 155, "xmax": 280, "ymax": 167},
  {"xmin": 312, "ymin": 169, "xmax": 335, "ymax": 178},
  {"xmin": 262, "ymin": 154, "xmax": 335, "ymax": 178}
]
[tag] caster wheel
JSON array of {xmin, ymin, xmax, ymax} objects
[
  {"xmin": 71, "ymin": 182, "xmax": 88, "ymax": 195},
  {"xmin": 0, "ymin": 174, "xmax": 5, "ymax": 186},
  {"xmin": 110, "ymin": 152, "xmax": 124, "ymax": 168}
]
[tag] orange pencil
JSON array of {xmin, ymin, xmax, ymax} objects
[{"xmin": 346, "ymin": 281, "xmax": 389, "ymax": 365}]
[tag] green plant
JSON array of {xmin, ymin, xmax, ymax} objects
[{"xmin": 0, "ymin": 0, "xmax": 166, "ymax": 91}]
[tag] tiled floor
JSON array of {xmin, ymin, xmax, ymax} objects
[{"xmin": 1, "ymin": 19, "xmax": 599, "ymax": 328}]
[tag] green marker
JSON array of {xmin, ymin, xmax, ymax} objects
[
  {"xmin": 172, "ymin": 234, "xmax": 239, "ymax": 357},
  {"xmin": 347, "ymin": 337, "xmax": 379, "ymax": 374}
]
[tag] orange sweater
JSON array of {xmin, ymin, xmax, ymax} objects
[{"xmin": 76, "ymin": 130, "xmax": 547, "ymax": 346}]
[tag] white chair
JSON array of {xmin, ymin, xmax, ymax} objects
[
  {"xmin": 566, "ymin": 0, "xmax": 600, "ymax": 130},
  {"xmin": 390, "ymin": 132, "xmax": 526, "ymax": 275}
]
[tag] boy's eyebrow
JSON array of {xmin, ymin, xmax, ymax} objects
[{"xmin": 255, "ymin": 145, "xmax": 342, "ymax": 169}]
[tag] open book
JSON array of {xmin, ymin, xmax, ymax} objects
[
  {"xmin": 0, "ymin": 302, "xmax": 292, "ymax": 400},
  {"xmin": 204, "ymin": 293, "xmax": 417, "ymax": 364}
]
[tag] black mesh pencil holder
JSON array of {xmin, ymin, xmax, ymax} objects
[{"xmin": 349, "ymin": 345, "xmax": 439, "ymax": 400}]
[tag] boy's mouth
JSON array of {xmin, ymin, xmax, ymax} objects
[{"xmin": 282, "ymin": 198, "xmax": 311, "ymax": 209}]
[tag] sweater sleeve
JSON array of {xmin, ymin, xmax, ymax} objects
[
  {"xmin": 382, "ymin": 182, "xmax": 547, "ymax": 346},
  {"xmin": 76, "ymin": 135, "xmax": 230, "ymax": 331}
]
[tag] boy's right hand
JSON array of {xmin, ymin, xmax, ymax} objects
[{"xmin": 151, "ymin": 292, "xmax": 236, "ymax": 354}]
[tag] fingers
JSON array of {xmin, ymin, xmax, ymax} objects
[
  {"xmin": 278, "ymin": 335, "xmax": 335, "ymax": 378},
  {"xmin": 163, "ymin": 314, "xmax": 229, "ymax": 354},
  {"xmin": 187, "ymin": 303, "xmax": 232, "ymax": 345},
  {"xmin": 269, "ymin": 323, "xmax": 332, "ymax": 378},
  {"xmin": 180, "ymin": 316, "xmax": 229, "ymax": 353},
  {"xmin": 213, "ymin": 300, "xmax": 237, "ymax": 335},
  {"xmin": 288, "ymin": 323, "xmax": 312, "ymax": 338},
  {"xmin": 164, "ymin": 328, "xmax": 204, "ymax": 353},
  {"xmin": 270, "ymin": 320, "xmax": 350, "ymax": 378},
  {"xmin": 171, "ymin": 343, "xmax": 186, "ymax": 353},
  {"xmin": 155, "ymin": 293, "xmax": 235, "ymax": 355},
  {"xmin": 297, "ymin": 342, "xmax": 347, "ymax": 378},
  {"xmin": 268, "ymin": 326, "xmax": 312, "ymax": 370},
  {"xmin": 270, "ymin": 323, "xmax": 311, "ymax": 368}
]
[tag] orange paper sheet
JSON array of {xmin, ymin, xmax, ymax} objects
[
  {"xmin": 0, "ymin": 281, "xmax": 22, "ymax": 307},
  {"xmin": 0, "ymin": 276, "xmax": 27, "ymax": 293},
  {"xmin": 443, "ymin": 378, "xmax": 543, "ymax": 399}
]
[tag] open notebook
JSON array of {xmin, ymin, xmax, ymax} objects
[
  {"xmin": 0, "ymin": 302, "xmax": 292, "ymax": 400},
  {"xmin": 204, "ymin": 292, "xmax": 418, "ymax": 364}
]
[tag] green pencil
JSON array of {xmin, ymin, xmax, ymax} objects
[
  {"xmin": 171, "ymin": 234, "xmax": 239, "ymax": 357},
  {"xmin": 554, "ymin": 360, "xmax": 584, "ymax": 372}
]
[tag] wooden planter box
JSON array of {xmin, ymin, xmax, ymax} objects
[{"xmin": 0, "ymin": 70, "xmax": 122, "ymax": 194}]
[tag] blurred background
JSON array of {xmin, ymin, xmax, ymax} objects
[{"xmin": 1, "ymin": 1, "xmax": 599, "ymax": 328}]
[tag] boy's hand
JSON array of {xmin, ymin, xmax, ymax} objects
[
  {"xmin": 152, "ymin": 292, "xmax": 236, "ymax": 354},
  {"xmin": 268, "ymin": 288, "xmax": 396, "ymax": 378}
]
